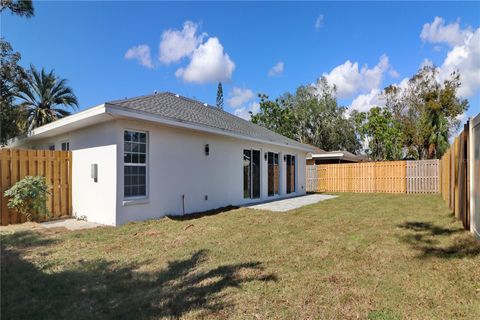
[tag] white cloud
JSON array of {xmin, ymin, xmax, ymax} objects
[
  {"xmin": 388, "ymin": 68, "xmax": 400, "ymax": 78},
  {"xmin": 124, "ymin": 44, "xmax": 154, "ymax": 69},
  {"xmin": 420, "ymin": 16, "xmax": 472, "ymax": 47},
  {"xmin": 268, "ymin": 61, "xmax": 284, "ymax": 76},
  {"xmin": 175, "ymin": 37, "xmax": 235, "ymax": 84},
  {"xmin": 420, "ymin": 17, "xmax": 479, "ymax": 97},
  {"xmin": 314, "ymin": 14, "xmax": 324, "ymax": 30},
  {"xmin": 437, "ymin": 27, "xmax": 480, "ymax": 97},
  {"xmin": 159, "ymin": 21, "xmax": 206, "ymax": 64},
  {"xmin": 227, "ymin": 87, "xmax": 254, "ymax": 108},
  {"xmin": 348, "ymin": 89, "xmax": 384, "ymax": 113},
  {"xmin": 234, "ymin": 102, "xmax": 260, "ymax": 120},
  {"xmin": 420, "ymin": 58, "xmax": 433, "ymax": 68},
  {"xmin": 321, "ymin": 54, "xmax": 391, "ymax": 99},
  {"xmin": 348, "ymin": 77, "xmax": 410, "ymax": 114},
  {"xmin": 347, "ymin": 17, "xmax": 479, "ymax": 115}
]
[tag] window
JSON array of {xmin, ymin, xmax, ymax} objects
[
  {"xmin": 243, "ymin": 149, "xmax": 261, "ymax": 199},
  {"xmin": 124, "ymin": 130, "xmax": 147, "ymax": 198},
  {"xmin": 48, "ymin": 145, "xmax": 55, "ymax": 151},
  {"xmin": 268, "ymin": 152, "xmax": 279, "ymax": 196},
  {"xmin": 61, "ymin": 142, "xmax": 70, "ymax": 151},
  {"xmin": 286, "ymin": 155, "xmax": 296, "ymax": 194}
]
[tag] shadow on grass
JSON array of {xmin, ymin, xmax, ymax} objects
[
  {"xmin": 0, "ymin": 230, "xmax": 58, "ymax": 247},
  {"xmin": 397, "ymin": 221, "xmax": 480, "ymax": 259},
  {"xmin": 168, "ymin": 205, "xmax": 239, "ymax": 221},
  {"xmin": 1, "ymin": 231, "xmax": 276, "ymax": 319}
]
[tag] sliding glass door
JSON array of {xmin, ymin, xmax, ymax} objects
[
  {"xmin": 268, "ymin": 152, "xmax": 279, "ymax": 196},
  {"xmin": 286, "ymin": 155, "xmax": 296, "ymax": 194},
  {"xmin": 243, "ymin": 149, "xmax": 261, "ymax": 199}
]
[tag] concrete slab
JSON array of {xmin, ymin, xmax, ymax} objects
[
  {"xmin": 40, "ymin": 218, "xmax": 104, "ymax": 231},
  {"xmin": 246, "ymin": 194, "xmax": 337, "ymax": 212}
]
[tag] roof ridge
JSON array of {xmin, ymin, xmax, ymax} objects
[{"xmin": 105, "ymin": 91, "xmax": 311, "ymax": 150}]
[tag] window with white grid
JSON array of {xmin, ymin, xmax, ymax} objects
[{"xmin": 124, "ymin": 130, "xmax": 147, "ymax": 198}]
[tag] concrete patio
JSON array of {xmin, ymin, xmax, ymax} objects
[
  {"xmin": 246, "ymin": 194, "xmax": 337, "ymax": 212},
  {"xmin": 40, "ymin": 218, "xmax": 104, "ymax": 231}
]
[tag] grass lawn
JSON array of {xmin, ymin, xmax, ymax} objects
[{"xmin": 1, "ymin": 193, "xmax": 479, "ymax": 319}]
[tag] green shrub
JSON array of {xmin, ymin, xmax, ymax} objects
[{"xmin": 4, "ymin": 176, "xmax": 50, "ymax": 221}]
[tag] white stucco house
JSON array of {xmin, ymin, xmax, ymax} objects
[{"xmin": 9, "ymin": 92, "xmax": 314, "ymax": 226}]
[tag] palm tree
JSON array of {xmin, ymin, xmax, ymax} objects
[{"xmin": 16, "ymin": 65, "xmax": 78, "ymax": 130}]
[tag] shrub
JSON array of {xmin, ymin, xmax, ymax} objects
[{"xmin": 4, "ymin": 176, "xmax": 50, "ymax": 221}]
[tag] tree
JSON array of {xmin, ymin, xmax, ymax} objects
[
  {"xmin": 252, "ymin": 78, "xmax": 360, "ymax": 153},
  {"xmin": 353, "ymin": 107, "xmax": 403, "ymax": 160},
  {"xmin": 383, "ymin": 66, "xmax": 468, "ymax": 159},
  {"xmin": 251, "ymin": 94, "xmax": 296, "ymax": 139},
  {"xmin": 0, "ymin": 0, "xmax": 34, "ymax": 17},
  {"xmin": 0, "ymin": 38, "xmax": 27, "ymax": 144},
  {"xmin": 292, "ymin": 78, "xmax": 360, "ymax": 153},
  {"xmin": 216, "ymin": 82, "xmax": 224, "ymax": 109},
  {"xmin": 16, "ymin": 65, "xmax": 79, "ymax": 130}
]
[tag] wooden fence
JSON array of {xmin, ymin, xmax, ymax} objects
[
  {"xmin": 306, "ymin": 160, "xmax": 439, "ymax": 194},
  {"xmin": 0, "ymin": 149, "xmax": 72, "ymax": 225},
  {"xmin": 440, "ymin": 114, "xmax": 480, "ymax": 236}
]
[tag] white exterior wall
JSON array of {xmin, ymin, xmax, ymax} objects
[
  {"xmin": 115, "ymin": 119, "xmax": 307, "ymax": 225},
  {"xmin": 17, "ymin": 118, "xmax": 307, "ymax": 226},
  {"xmin": 22, "ymin": 122, "xmax": 118, "ymax": 226}
]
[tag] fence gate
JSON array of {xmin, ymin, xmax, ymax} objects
[
  {"xmin": 0, "ymin": 149, "xmax": 72, "ymax": 225},
  {"xmin": 406, "ymin": 160, "xmax": 440, "ymax": 194}
]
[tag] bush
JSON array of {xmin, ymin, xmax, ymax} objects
[{"xmin": 4, "ymin": 176, "xmax": 50, "ymax": 221}]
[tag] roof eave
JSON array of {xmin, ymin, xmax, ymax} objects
[{"xmin": 6, "ymin": 104, "xmax": 108, "ymax": 147}]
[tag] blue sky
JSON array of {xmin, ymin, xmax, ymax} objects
[{"xmin": 3, "ymin": 1, "xmax": 479, "ymax": 123}]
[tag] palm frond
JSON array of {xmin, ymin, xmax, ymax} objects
[{"xmin": 16, "ymin": 65, "xmax": 79, "ymax": 130}]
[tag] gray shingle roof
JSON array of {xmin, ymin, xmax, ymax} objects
[{"xmin": 106, "ymin": 92, "xmax": 312, "ymax": 151}]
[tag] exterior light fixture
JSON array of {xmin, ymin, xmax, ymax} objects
[
  {"xmin": 264, "ymin": 152, "xmax": 268, "ymax": 161},
  {"xmin": 91, "ymin": 164, "xmax": 98, "ymax": 183},
  {"xmin": 283, "ymin": 155, "xmax": 287, "ymax": 162},
  {"xmin": 205, "ymin": 144, "xmax": 209, "ymax": 156}
]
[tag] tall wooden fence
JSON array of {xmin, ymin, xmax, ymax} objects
[
  {"xmin": 440, "ymin": 114, "xmax": 480, "ymax": 237},
  {"xmin": 0, "ymin": 149, "xmax": 72, "ymax": 226},
  {"xmin": 306, "ymin": 160, "xmax": 439, "ymax": 194}
]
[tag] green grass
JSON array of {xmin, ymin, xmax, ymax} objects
[{"xmin": 1, "ymin": 194, "xmax": 479, "ymax": 319}]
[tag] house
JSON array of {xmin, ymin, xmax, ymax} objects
[
  {"xmin": 306, "ymin": 148, "xmax": 367, "ymax": 165},
  {"xmin": 8, "ymin": 92, "xmax": 315, "ymax": 226}
]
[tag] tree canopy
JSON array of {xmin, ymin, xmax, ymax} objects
[
  {"xmin": 16, "ymin": 65, "xmax": 79, "ymax": 130},
  {"xmin": 252, "ymin": 78, "xmax": 360, "ymax": 153},
  {"xmin": 216, "ymin": 82, "xmax": 224, "ymax": 109},
  {"xmin": 0, "ymin": 0, "xmax": 34, "ymax": 18},
  {"xmin": 250, "ymin": 67, "xmax": 468, "ymax": 160},
  {"xmin": 0, "ymin": 39, "xmax": 27, "ymax": 144}
]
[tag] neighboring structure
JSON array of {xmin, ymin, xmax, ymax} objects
[
  {"xmin": 306, "ymin": 148, "xmax": 367, "ymax": 165},
  {"xmin": 8, "ymin": 92, "xmax": 314, "ymax": 226}
]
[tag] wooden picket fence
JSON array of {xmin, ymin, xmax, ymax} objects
[
  {"xmin": 0, "ymin": 149, "xmax": 72, "ymax": 225},
  {"xmin": 306, "ymin": 160, "xmax": 439, "ymax": 194}
]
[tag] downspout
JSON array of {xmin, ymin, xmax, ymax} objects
[{"xmin": 182, "ymin": 194, "xmax": 185, "ymax": 215}]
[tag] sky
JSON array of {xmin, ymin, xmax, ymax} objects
[{"xmin": 2, "ymin": 1, "xmax": 480, "ymax": 124}]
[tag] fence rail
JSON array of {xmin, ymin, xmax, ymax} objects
[
  {"xmin": 0, "ymin": 149, "xmax": 72, "ymax": 225},
  {"xmin": 306, "ymin": 160, "xmax": 439, "ymax": 194}
]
